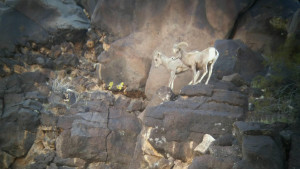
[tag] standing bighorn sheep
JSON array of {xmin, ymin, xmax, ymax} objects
[
  {"xmin": 173, "ymin": 42, "xmax": 219, "ymax": 85},
  {"xmin": 153, "ymin": 51, "xmax": 189, "ymax": 89}
]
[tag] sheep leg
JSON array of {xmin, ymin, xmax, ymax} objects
[
  {"xmin": 196, "ymin": 64, "xmax": 208, "ymax": 84},
  {"xmin": 169, "ymin": 71, "xmax": 176, "ymax": 89},
  {"xmin": 205, "ymin": 61, "xmax": 215, "ymax": 85},
  {"xmin": 192, "ymin": 70, "xmax": 201, "ymax": 85},
  {"xmin": 171, "ymin": 74, "xmax": 177, "ymax": 89},
  {"xmin": 189, "ymin": 64, "xmax": 198, "ymax": 85}
]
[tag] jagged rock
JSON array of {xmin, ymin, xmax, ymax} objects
[
  {"xmin": 127, "ymin": 99, "xmax": 144, "ymax": 112},
  {"xmin": 0, "ymin": 151, "xmax": 15, "ymax": 169},
  {"xmin": 289, "ymin": 134, "xmax": 300, "ymax": 169},
  {"xmin": 180, "ymin": 84, "xmax": 214, "ymax": 97},
  {"xmin": 0, "ymin": 0, "xmax": 89, "ymax": 53}
]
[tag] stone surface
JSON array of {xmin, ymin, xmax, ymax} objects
[
  {"xmin": 242, "ymin": 135, "xmax": 284, "ymax": 169},
  {"xmin": 1, "ymin": 0, "xmax": 298, "ymax": 168},
  {"xmin": 92, "ymin": 0, "xmax": 259, "ymax": 94},
  {"xmin": 289, "ymin": 134, "xmax": 300, "ymax": 169},
  {"xmin": 214, "ymin": 40, "xmax": 265, "ymax": 81},
  {"xmin": 0, "ymin": 0, "xmax": 89, "ymax": 53},
  {"xmin": 194, "ymin": 134, "xmax": 215, "ymax": 154},
  {"xmin": 188, "ymin": 155, "xmax": 236, "ymax": 169},
  {"xmin": 180, "ymin": 84, "xmax": 214, "ymax": 97},
  {"xmin": 233, "ymin": 0, "xmax": 300, "ymax": 54},
  {"xmin": 233, "ymin": 121, "xmax": 287, "ymax": 145}
]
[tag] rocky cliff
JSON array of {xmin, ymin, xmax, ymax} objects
[{"xmin": 0, "ymin": 0, "xmax": 300, "ymax": 169}]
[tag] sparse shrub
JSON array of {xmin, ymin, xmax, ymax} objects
[{"xmin": 249, "ymin": 35, "xmax": 300, "ymax": 123}]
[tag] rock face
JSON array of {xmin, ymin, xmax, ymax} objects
[
  {"xmin": 94, "ymin": 0, "xmax": 259, "ymax": 93},
  {"xmin": 1, "ymin": 0, "xmax": 299, "ymax": 168},
  {"xmin": 233, "ymin": 0, "xmax": 300, "ymax": 53},
  {"xmin": 94, "ymin": 0, "xmax": 299, "ymax": 94},
  {"xmin": 0, "ymin": 0, "xmax": 89, "ymax": 53}
]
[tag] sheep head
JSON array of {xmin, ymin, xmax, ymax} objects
[
  {"xmin": 173, "ymin": 42, "xmax": 188, "ymax": 54},
  {"xmin": 153, "ymin": 51, "xmax": 163, "ymax": 67}
]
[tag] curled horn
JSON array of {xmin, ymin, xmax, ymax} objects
[{"xmin": 176, "ymin": 42, "xmax": 188, "ymax": 48}]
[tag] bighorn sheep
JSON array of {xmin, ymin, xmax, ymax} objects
[
  {"xmin": 173, "ymin": 42, "xmax": 219, "ymax": 85},
  {"xmin": 153, "ymin": 51, "xmax": 189, "ymax": 89}
]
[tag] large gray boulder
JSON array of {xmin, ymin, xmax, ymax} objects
[
  {"xmin": 214, "ymin": 40, "xmax": 265, "ymax": 81},
  {"xmin": 0, "ymin": 0, "xmax": 89, "ymax": 53}
]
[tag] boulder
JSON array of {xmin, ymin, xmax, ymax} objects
[
  {"xmin": 214, "ymin": 40, "xmax": 265, "ymax": 81},
  {"xmin": 0, "ymin": 0, "xmax": 89, "ymax": 53},
  {"xmin": 242, "ymin": 135, "xmax": 284, "ymax": 169},
  {"xmin": 194, "ymin": 134, "xmax": 215, "ymax": 154}
]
